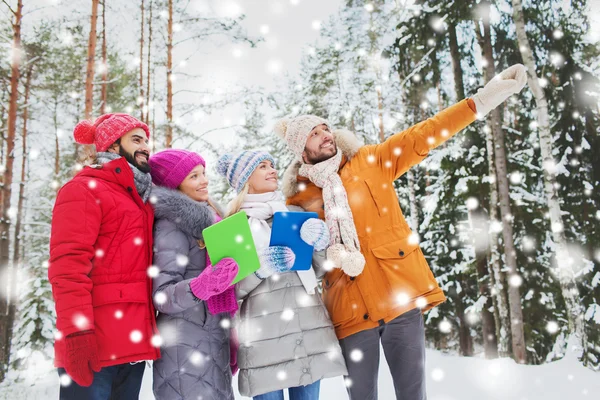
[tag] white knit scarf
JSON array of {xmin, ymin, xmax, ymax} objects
[
  {"xmin": 299, "ymin": 151, "xmax": 361, "ymax": 252},
  {"xmin": 239, "ymin": 191, "xmax": 318, "ymax": 294}
]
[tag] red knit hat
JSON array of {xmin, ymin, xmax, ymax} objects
[{"xmin": 73, "ymin": 113, "xmax": 150, "ymax": 152}]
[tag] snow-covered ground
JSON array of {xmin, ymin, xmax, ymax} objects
[{"xmin": 1, "ymin": 346, "xmax": 597, "ymax": 400}]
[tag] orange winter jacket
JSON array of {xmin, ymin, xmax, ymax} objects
[{"xmin": 283, "ymin": 99, "xmax": 477, "ymax": 339}]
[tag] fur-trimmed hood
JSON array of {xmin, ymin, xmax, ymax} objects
[
  {"xmin": 151, "ymin": 186, "xmax": 223, "ymax": 239},
  {"xmin": 281, "ymin": 128, "xmax": 363, "ymax": 198}
]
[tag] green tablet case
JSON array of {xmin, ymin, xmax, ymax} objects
[{"xmin": 202, "ymin": 211, "xmax": 260, "ymax": 285}]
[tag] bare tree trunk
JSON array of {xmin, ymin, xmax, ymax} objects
[
  {"xmin": 455, "ymin": 290, "xmax": 474, "ymax": 356},
  {"xmin": 478, "ymin": 4, "xmax": 525, "ymax": 362},
  {"xmin": 376, "ymin": 86, "xmax": 384, "ymax": 142},
  {"xmin": 448, "ymin": 23, "xmax": 465, "ymax": 101},
  {"xmin": 54, "ymin": 100, "xmax": 60, "ymax": 177},
  {"xmin": 512, "ymin": 0, "xmax": 585, "ymax": 352},
  {"xmin": 139, "ymin": 0, "xmax": 145, "ymax": 121},
  {"xmin": 470, "ymin": 207, "xmax": 499, "ymax": 358},
  {"xmin": 0, "ymin": 0, "xmax": 23, "ymax": 383},
  {"xmin": 79, "ymin": 0, "xmax": 100, "ymax": 165},
  {"xmin": 449, "ymin": 23, "xmax": 499, "ymax": 357},
  {"xmin": 100, "ymin": 0, "xmax": 107, "ymax": 115},
  {"xmin": 145, "ymin": 0, "xmax": 153, "ymax": 126},
  {"xmin": 166, "ymin": 0, "xmax": 173, "ymax": 148},
  {"xmin": 13, "ymin": 64, "xmax": 31, "ymax": 265}
]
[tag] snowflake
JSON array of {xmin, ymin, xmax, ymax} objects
[
  {"xmin": 431, "ymin": 368, "xmax": 445, "ymax": 381},
  {"xmin": 73, "ymin": 314, "xmax": 90, "ymax": 330},
  {"xmin": 133, "ymin": 237, "xmax": 143, "ymax": 246},
  {"xmin": 130, "ymin": 330, "xmax": 143, "ymax": 343},
  {"xmin": 154, "ymin": 291, "xmax": 167, "ymax": 305},
  {"xmin": 546, "ymin": 321, "xmax": 559, "ymax": 334},
  {"xmin": 277, "ymin": 370, "xmax": 287, "ymax": 380},
  {"xmin": 396, "ymin": 292, "xmax": 410, "ymax": 306},
  {"xmin": 59, "ymin": 373, "xmax": 72, "ymax": 387},
  {"xmin": 190, "ymin": 351, "xmax": 205, "ymax": 366},
  {"xmin": 176, "ymin": 254, "xmax": 189, "ymax": 266},
  {"xmin": 438, "ymin": 319, "xmax": 452, "ymax": 333},
  {"xmin": 114, "ymin": 310, "xmax": 123, "ymax": 319},
  {"xmin": 220, "ymin": 319, "xmax": 231, "ymax": 329},
  {"xmin": 281, "ymin": 308, "xmax": 295, "ymax": 321},
  {"xmin": 415, "ymin": 297, "xmax": 427, "ymax": 308},
  {"xmin": 466, "ymin": 197, "xmax": 479, "ymax": 210},
  {"xmin": 349, "ymin": 349, "xmax": 363, "ymax": 362},
  {"xmin": 147, "ymin": 265, "xmax": 160, "ymax": 278},
  {"xmin": 151, "ymin": 334, "xmax": 164, "ymax": 347},
  {"xmin": 509, "ymin": 274, "xmax": 523, "ymax": 287}
]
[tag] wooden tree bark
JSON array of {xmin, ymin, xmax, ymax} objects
[
  {"xmin": 13, "ymin": 64, "xmax": 32, "ymax": 266},
  {"xmin": 512, "ymin": 0, "xmax": 585, "ymax": 352},
  {"xmin": 53, "ymin": 100, "xmax": 60, "ymax": 177},
  {"xmin": 448, "ymin": 23, "xmax": 465, "ymax": 101},
  {"xmin": 166, "ymin": 0, "xmax": 174, "ymax": 148},
  {"xmin": 139, "ymin": 0, "xmax": 145, "ymax": 121},
  {"xmin": 449, "ymin": 20, "xmax": 500, "ymax": 358},
  {"xmin": 79, "ymin": 0, "xmax": 100, "ymax": 165},
  {"xmin": 376, "ymin": 86, "xmax": 384, "ymax": 143},
  {"xmin": 0, "ymin": 0, "xmax": 23, "ymax": 383},
  {"xmin": 100, "ymin": 0, "xmax": 107, "ymax": 115},
  {"xmin": 145, "ymin": 0, "xmax": 153, "ymax": 126},
  {"xmin": 478, "ymin": 4, "xmax": 525, "ymax": 362}
]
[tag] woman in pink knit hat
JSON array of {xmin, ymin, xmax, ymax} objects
[{"xmin": 148, "ymin": 149, "xmax": 239, "ymax": 400}]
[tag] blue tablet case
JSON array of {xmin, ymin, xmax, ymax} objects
[{"xmin": 269, "ymin": 211, "xmax": 319, "ymax": 271}]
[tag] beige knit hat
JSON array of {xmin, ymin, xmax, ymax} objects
[{"xmin": 274, "ymin": 115, "xmax": 329, "ymax": 161}]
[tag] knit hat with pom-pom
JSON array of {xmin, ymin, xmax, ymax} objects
[
  {"xmin": 149, "ymin": 149, "xmax": 206, "ymax": 189},
  {"xmin": 73, "ymin": 113, "xmax": 150, "ymax": 152},
  {"xmin": 216, "ymin": 150, "xmax": 275, "ymax": 193},
  {"xmin": 273, "ymin": 115, "xmax": 328, "ymax": 161}
]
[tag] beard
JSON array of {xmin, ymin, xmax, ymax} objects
[
  {"xmin": 119, "ymin": 146, "xmax": 151, "ymax": 173},
  {"xmin": 305, "ymin": 145, "xmax": 338, "ymax": 165}
]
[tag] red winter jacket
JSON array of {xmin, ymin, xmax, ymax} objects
[{"xmin": 48, "ymin": 157, "xmax": 160, "ymax": 368}]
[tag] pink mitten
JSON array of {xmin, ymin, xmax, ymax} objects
[
  {"xmin": 190, "ymin": 258, "xmax": 238, "ymax": 300},
  {"xmin": 206, "ymin": 286, "xmax": 239, "ymax": 315}
]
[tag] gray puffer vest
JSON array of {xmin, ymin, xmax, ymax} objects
[{"xmin": 235, "ymin": 206, "xmax": 348, "ymax": 397}]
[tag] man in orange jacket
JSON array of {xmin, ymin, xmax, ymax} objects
[{"xmin": 279, "ymin": 65, "xmax": 527, "ymax": 399}]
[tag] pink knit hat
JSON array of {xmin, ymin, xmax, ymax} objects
[
  {"xmin": 73, "ymin": 113, "xmax": 150, "ymax": 152},
  {"xmin": 149, "ymin": 149, "xmax": 206, "ymax": 189}
]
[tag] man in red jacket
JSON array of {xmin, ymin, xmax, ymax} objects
[{"xmin": 49, "ymin": 113, "xmax": 159, "ymax": 399}]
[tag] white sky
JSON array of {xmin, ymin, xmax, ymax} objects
[{"xmin": 7, "ymin": 0, "xmax": 343, "ymax": 164}]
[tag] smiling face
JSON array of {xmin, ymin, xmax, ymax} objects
[
  {"xmin": 302, "ymin": 123, "xmax": 337, "ymax": 165},
  {"xmin": 178, "ymin": 164, "xmax": 209, "ymax": 202},
  {"xmin": 247, "ymin": 160, "xmax": 278, "ymax": 194},
  {"xmin": 108, "ymin": 128, "xmax": 151, "ymax": 173}
]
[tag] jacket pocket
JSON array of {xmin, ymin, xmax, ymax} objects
[
  {"xmin": 322, "ymin": 268, "xmax": 355, "ymax": 327},
  {"xmin": 364, "ymin": 178, "xmax": 387, "ymax": 217},
  {"xmin": 371, "ymin": 236, "xmax": 432, "ymax": 297},
  {"xmin": 91, "ymin": 281, "xmax": 153, "ymax": 360}
]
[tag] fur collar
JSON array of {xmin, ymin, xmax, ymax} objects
[
  {"xmin": 282, "ymin": 129, "xmax": 362, "ymax": 198},
  {"xmin": 151, "ymin": 186, "xmax": 222, "ymax": 239}
]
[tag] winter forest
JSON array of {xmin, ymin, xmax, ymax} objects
[{"xmin": 0, "ymin": 0, "xmax": 599, "ymax": 398}]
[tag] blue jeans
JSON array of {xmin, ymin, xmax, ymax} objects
[
  {"xmin": 253, "ymin": 380, "xmax": 321, "ymax": 400},
  {"xmin": 57, "ymin": 362, "xmax": 145, "ymax": 400}
]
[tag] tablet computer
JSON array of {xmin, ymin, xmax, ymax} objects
[
  {"xmin": 269, "ymin": 211, "xmax": 319, "ymax": 271},
  {"xmin": 203, "ymin": 211, "xmax": 260, "ymax": 284}
]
